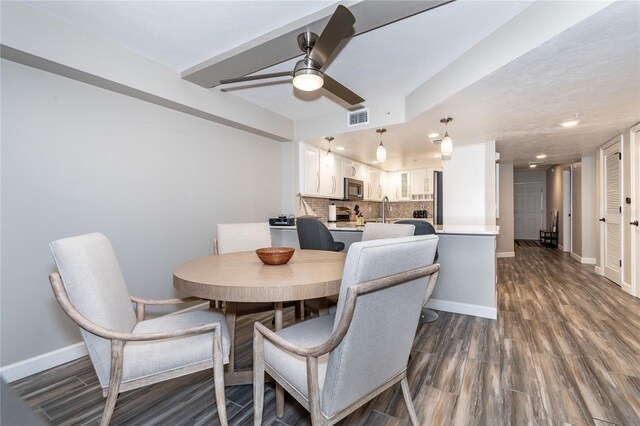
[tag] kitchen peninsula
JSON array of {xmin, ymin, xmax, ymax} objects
[{"xmin": 271, "ymin": 223, "xmax": 499, "ymax": 319}]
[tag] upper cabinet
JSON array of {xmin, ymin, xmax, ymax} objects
[
  {"xmin": 320, "ymin": 153, "xmax": 343, "ymax": 199},
  {"xmin": 300, "ymin": 143, "xmax": 343, "ymax": 199},
  {"xmin": 367, "ymin": 168, "xmax": 380, "ymax": 201},
  {"xmin": 398, "ymin": 170, "xmax": 411, "ymax": 200},
  {"xmin": 385, "ymin": 171, "xmax": 399, "ymax": 201},
  {"xmin": 299, "ymin": 142, "xmax": 440, "ymax": 202},
  {"xmin": 410, "ymin": 168, "xmax": 440, "ymax": 200},
  {"xmin": 302, "ymin": 144, "xmax": 321, "ymax": 196}
]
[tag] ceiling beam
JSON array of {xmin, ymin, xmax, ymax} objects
[{"xmin": 181, "ymin": 0, "xmax": 452, "ymax": 89}]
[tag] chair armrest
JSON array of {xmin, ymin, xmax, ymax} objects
[
  {"xmin": 49, "ymin": 273, "xmax": 220, "ymax": 342},
  {"xmin": 130, "ymin": 295, "xmax": 202, "ymax": 321},
  {"xmin": 130, "ymin": 295, "xmax": 201, "ymax": 305}
]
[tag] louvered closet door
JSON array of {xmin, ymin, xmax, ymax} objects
[{"xmin": 604, "ymin": 143, "xmax": 622, "ymax": 285}]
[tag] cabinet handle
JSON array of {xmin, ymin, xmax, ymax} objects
[
  {"xmin": 631, "ymin": 220, "xmax": 639, "ymax": 226},
  {"xmin": 599, "ymin": 218, "xmax": 605, "ymax": 222}
]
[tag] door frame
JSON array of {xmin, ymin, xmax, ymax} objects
[
  {"xmin": 630, "ymin": 123, "xmax": 640, "ymax": 298},
  {"xmin": 562, "ymin": 167, "xmax": 572, "ymax": 252},
  {"xmin": 598, "ymin": 136, "xmax": 624, "ymax": 286}
]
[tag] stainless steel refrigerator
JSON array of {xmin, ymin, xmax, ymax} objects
[{"xmin": 433, "ymin": 170, "xmax": 443, "ymax": 225}]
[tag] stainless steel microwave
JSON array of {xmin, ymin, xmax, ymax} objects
[{"xmin": 344, "ymin": 178, "xmax": 364, "ymax": 201}]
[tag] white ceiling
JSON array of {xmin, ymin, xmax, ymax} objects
[{"xmin": 25, "ymin": 0, "xmax": 640, "ymax": 170}]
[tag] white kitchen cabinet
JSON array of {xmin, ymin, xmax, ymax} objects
[
  {"xmin": 410, "ymin": 169, "xmax": 428, "ymax": 197},
  {"xmin": 398, "ymin": 170, "xmax": 411, "ymax": 200},
  {"xmin": 385, "ymin": 171, "xmax": 399, "ymax": 201},
  {"xmin": 410, "ymin": 168, "xmax": 439, "ymax": 200},
  {"xmin": 300, "ymin": 143, "xmax": 344, "ymax": 199},
  {"xmin": 302, "ymin": 144, "xmax": 321, "ymax": 196},
  {"xmin": 367, "ymin": 168, "xmax": 380, "ymax": 201},
  {"xmin": 319, "ymin": 154, "xmax": 343, "ymax": 198}
]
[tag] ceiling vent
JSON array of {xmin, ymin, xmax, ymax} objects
[{"xmin": 347, "ymin": 108, "xmax": 369, "ymax": 127}]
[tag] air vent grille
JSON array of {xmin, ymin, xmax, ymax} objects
[{"xmin": 347, "ymin": 108, "xmax": 369, "ymax": 127}]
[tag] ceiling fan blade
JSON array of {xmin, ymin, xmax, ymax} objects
[
  {"xmin": 309, "ymin": 5, "xmax": 355, "ymax": 68},
  {"xmin": 323, "ymin": 75, "xmax": 364, "ymax": 105},
  {"xmin": 219, "ymin": 71, "xmax": 292, "ymax": 86}
]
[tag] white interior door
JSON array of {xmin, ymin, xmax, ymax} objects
[
  {"xmin": 514, "ymin": 182, "xmax": 543, "ymax": 240},
  {"xmin": 603, "ymin": 142, "xmax": 622, "ymax": 285},
  {"xmin": 562, "ymin": 169, "xmax": 572, "ymax": 252}
]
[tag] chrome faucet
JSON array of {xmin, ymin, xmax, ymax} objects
[{"xmin": 381, "ymin": 196, "xmax": 390, "ymax": 223}]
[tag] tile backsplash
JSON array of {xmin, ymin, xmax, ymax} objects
[{"xmin": 299, "ymin": 197, "xmax": 433, "ymax": 222}]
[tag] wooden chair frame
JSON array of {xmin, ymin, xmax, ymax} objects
[
  {"xmin": 253, "ymin": 263, "xmax": 440, "ymax": 426},
  {"xmin": 49, "ymin": 273, "xmax": 229, "ymax": 426}
]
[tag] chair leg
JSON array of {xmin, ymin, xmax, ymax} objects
[
  {"xmin": 213, "ymin": 328, "xmax": 228, "ymax": 426},
  {"xmin": 253, "ymin": 328, "xmax": 265, "ymax": 426},
  {"xmin": 101, "ymin": 340, "xmax": 124, "ymax": 426},
  {"xmin": 400, "ymin": 377, "xmax": 419, "ymax": 426},
  {"xmin": 274, "ymin": 302, "xmax": 285, "ymax": 418}
]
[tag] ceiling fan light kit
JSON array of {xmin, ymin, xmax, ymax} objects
[
  {"xmin": 217, "ymin": 5, "xmax": 364, "ymax": 106},
  {"xmin": 325, "ymin": 136, "xmax": 335, "ymax": 167}
]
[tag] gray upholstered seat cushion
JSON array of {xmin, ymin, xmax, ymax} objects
[
  {"xmin": 263, "ymin": 314, "xmax": 335, "ymax": 401},
  {"xmin": 123, "ymin": 309, "xmax": 230, "ymax": 383}
]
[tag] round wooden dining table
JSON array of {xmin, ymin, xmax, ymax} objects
[{"xmin": 173, "ymin": 249, "xmax": 346, "ymax": 389}]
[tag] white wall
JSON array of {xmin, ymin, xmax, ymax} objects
[
  {"xmin": 572, "ymin": 162, "xmax": 583, "ymax": 256},
  {"xmin": 581, "ymin": 155, "xmax": 597, "ymax": 260},
  {"xmin": 442, "ymin": 141, "xmax": 496, "ymax": 226},
  {"xmin": 497, "ymin": 163, "xmax": 514, "ymax": 256},
  {"xmin": 1, "ymin": 60, "xmax": 283, "ymax": 367}
]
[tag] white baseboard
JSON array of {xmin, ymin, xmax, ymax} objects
[
  {"xmin": 621, "ymin": 280, "xmax": 633, "ymax": 295},
  {"xmin": 426, "ymin": 298, "xmax": 497, "ymax": 320},
  {"xmin": 0, "ymin": 341, "xmax": 87, "ymax": 383},
  {"xmin": 496, "ymin": 252, "xmax": 515, "ymax": 258},
  {"xmin": 558, "ymin": 244, "xmax": 564, "ymax": 251},
  {"xmin": 595, "ymin": 266, "xmax": 604, "ymax": 275},
  {"xmin": 570, "ymin": 253, "xmax": 597, "ymax": 264}
]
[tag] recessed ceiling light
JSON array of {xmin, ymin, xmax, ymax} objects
[
  {"xmin": 560, "ymin": 119, "xmax": 579, "ymax": 128},
  {"xmin": 560, "ymin": 113, "xmax": 581, "ymax": 128},
  {"xmin": 536, "ymin": 154, "xmax": 547, "ymax": 159},
  {"xmin": 432, "ymin": 154, "xmax": 442, "ymax": 158},
  {"xmin": 335, "ymin": 146, "xmax": 345, "ymax": 151},
  {"xmin": 428, "ymin": 133, "xmax": 439, "ymax": 138},
  {"xmin": 529, "ymin": 164, "xmax": 537, "ymax": 168}
]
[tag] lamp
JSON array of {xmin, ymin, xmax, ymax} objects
[
  {"xmin": 325, "ymin": 136, "xmax": 335, "ymax": 167},
  {"xmin": 292, "ymin": 58, "xmax": 324, "ymax": 91},
  {"xmin": 376, "ymin": 128, "xmax": 387, "ymax": 162},
  {"xmin": 439, "ymin": 117, "xmax": 453, "ymax": 157}
]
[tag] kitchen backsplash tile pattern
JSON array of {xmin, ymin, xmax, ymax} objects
[{"xmin": 300, "ymin": 197, "xmax": 433, "ymax": 222}]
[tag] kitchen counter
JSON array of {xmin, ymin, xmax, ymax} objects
[{"xmin": 271, "ymin": 221, "xmax": 499, "ymax": 236}]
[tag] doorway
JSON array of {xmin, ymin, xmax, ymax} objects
[
  {"xmin": 562, "ymin": 169, "xmax": 571, "ymax": 252},
  {"xmin": 514, "ymin": 182, "xmax": 543, "ymax": 240},
  {"xmin": 602, "ymin": 140, "xmax": 622, "ymax": 285}
]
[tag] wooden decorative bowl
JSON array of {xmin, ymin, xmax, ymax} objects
[{"xmin": 255, "ymin": 247, "xmax": 295, "ymax": 265}]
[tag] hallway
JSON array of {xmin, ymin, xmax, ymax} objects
[{"xmin": 9, "ymin": 244, "xmax": 640, "ymax": 425}]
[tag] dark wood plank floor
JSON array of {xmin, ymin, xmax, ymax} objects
[{"xmin": 10, "ymin": 244, "xmax": 640, "ymax": 425}]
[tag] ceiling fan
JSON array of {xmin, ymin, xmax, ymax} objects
[{"xmin": 218, "ymin": 5, "xmax": 364, "ymax": 105}]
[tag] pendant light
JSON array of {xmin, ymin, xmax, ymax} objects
[
  {"xmin": 325, "ymin": 136, "xmax": 335, "ymax": 167},
  {"xmin": 439, "ymin": 117, "xmax": 453, "ymax": 157},
  {"xmin": 376, "ymin": 128, "xmax": 387, "ymax": 162}
]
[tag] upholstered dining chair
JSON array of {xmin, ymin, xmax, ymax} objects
[
  {"xmin": 49, "ymin": 233, "xmax": 230, "ymax": 426},
  {"xmin": 296, "ymin": 218, "xmax": 345, "ymax": 252},
  {"xmin": 215, "ymin": 223, "xmax": 303, "ymax": 367},
  {"xmin": 395, "ymin": 220, "xmax": 441, "ymax": 323},
  {"xmin": 360, "ymin": 222, "xmax": 415, "ymax": 241},
  {"xmin": 253, "ymin": 235, "xmax": 440, "ymax": 426}
]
